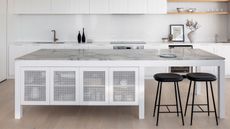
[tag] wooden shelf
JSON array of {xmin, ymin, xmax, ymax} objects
[
  {"xmin": 168, "ymin": 0, "xmax": 229, "ymax": 2},
  {"xmin": 167, "ymin": 11, "xmax": 230, "ymax": 14}
]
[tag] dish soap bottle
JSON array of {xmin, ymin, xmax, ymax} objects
[
  {"xmin": 82, "ymin": 28, "xmax": 86, "ymax": 43},
  {"xmin": 77, "ymin": 31, "xmax": 81, "ymax": 43}
]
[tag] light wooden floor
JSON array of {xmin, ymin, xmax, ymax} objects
[{"xmin": 0, "ymin": 79, "xmax": 229, "ymax": 129}]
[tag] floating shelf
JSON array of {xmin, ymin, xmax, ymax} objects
[
  {"xmin": 167, "ymin": 11, "xmax": 230, "ymax": 14},
  {"xmin": 168, "ymin": 0, "xmax": 229, "ymax": 2}
]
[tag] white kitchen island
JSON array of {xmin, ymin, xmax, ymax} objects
[{"xmin": 15, "ymin": 49, "xmax": 225, "ymax": 119}]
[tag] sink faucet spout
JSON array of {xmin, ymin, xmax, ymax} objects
[{"xmin": 51, "ymin": 30, "xmax": 59, "ymax": 43}]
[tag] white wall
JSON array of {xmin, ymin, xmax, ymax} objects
[
  {"xmin": 9, "ymin": 14, "xmax": 227, "ymax": 43},
  {"xmin": 6, "ymin": 0, "xmax": 229, "ymax": 44},
  {"xmin": 0, "ymin": 0, "xmax": 7, "ymax": 82}
]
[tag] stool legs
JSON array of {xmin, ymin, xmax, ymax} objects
[
  {"xmin": 174, "ymin": 82, "xmax": 179, "ymax": 116},
  {"xmin": 185, "ymin": 81, "xmax": 219, "ymax": 126},
  {"xmin": 156, "ymin": 82, "xmax": 163, "ymax": 126},
  {"xmin": 206, "ymin": 81, "xmax": 210, "ymax": 116},
  {"xmin": 153, "ymin": 82, "xmax": 160, "ymax": 117},
  {"xmin": 210, "ymin": 82, "xmax": 219, "ymax": 125},
  {"xmin": 154, "ymin": 82, "xmax": 184, "ymax": 126},
  {"xmin": 184, "ymin": 81, "xmax": 192, "ymax": 116},
  {"xmin": 176, "ymin": 82, "xmax": 185, "ymax": 125},
  {"xmin": 191, "ymin": 81, "xmax": 196, "ymax": 125}
]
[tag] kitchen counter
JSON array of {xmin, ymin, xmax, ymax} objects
[
  {"xmin": 17, "ymin": 49, "xmax": 225, "ymax": 61},
  {"xmin": 15, "ymin": 48, "xmax": 225, "ymax": 120}
]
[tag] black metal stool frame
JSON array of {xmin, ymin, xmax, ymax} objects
[
  {"xmin": 184, "ymin": 80, "xmax": 218, "ymax": 125},
  {"xmin": 153, "ymin": 81, "xmax": 184, "ymax": 126}
]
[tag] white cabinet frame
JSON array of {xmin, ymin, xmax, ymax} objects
[{"xmin": 50, "ymin": 67, "xmax": 79, "ymax": 105}]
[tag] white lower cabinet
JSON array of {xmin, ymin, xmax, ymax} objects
[
  {"xmin": 110, "ymin": 68, "xmax": 138, "ymax": 105},
  {"xmin": 21, "ymin": 67, "xmax": 49, "ymax": 105},
  {"xmin": 194, "ymin": 45, "xmax": 217, "ymax": 75},
  {"xmin": 80, "ymin": 68, "xmax": 109, "ymax": 105},
  {"xmin": 21, "ymin": 67, "xmax": 139, "ymax": 105},
  {"xmin": 50, "ymin": 68, "xmax": 79, "ymax": 105},
  {"xmin": 215, "ymin": 45, "xmax": 230, "ymax": 76}
]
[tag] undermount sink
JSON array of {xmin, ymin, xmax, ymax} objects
[{"xmin": 34, "ymin": 42, "xmax": 65, "ymax": 44}]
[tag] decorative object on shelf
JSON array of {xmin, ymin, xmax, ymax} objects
[
  {"xmin": 177, "ymin": 8, "xmax": 184, "ymax": 13},
  {"xmin": 77, "ymin": 31, "xmax": 81, "ymax": 43},
  {"xmin": 186, "ymin": 19, "xmax": 201, "ymax": 43},
  {"xmin": 168, "ymin": 34, "xmax": 173, "ymax": 42},
  {"xmin": 82, "ymin": 28, "xmax": 86, "ymax": 43},
  {"xmin": 170, "ymin": 24, "xmax": 185, "ymax": 42},
  {"xmin": 187, "ymin": 8, "xmax": 196, "ymax": 13}
]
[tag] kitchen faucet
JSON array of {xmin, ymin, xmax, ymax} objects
[{"xmin": 51, "ymin": 30, "xmax": 58, "ymax": 43}]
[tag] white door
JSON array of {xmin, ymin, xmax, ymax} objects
[
  {"xmin": 90, "ymin": 0, "xmax": 109, "ymax": 14},
  {"xmin": 0, "ymin": 0, "xmax": 7, "ymax": 82},
  {"xmin": 14, "ymin": 0, "xmax": 51, "ymax": 13},
  {"xmin": 127, "ymin": 0, "xmax": 147, "ymax": 14},
  {"xmin": 109, "ymin": 0, "xmax": 128, "ymax": 14},
  {"xmin": 50, "ymin": 68, "xmax": 79, "ymax": 105},
  {"xmin": 147, "ymin": 0, "xmax": 167, "ymax": 14},
  {"xmin": 80, "ymin": 68, "xmax": 109, "ymax": 105},
  {"xmin": 21, "ymin": 67, "xmax": 49, "ymax": 105},
  {"xmin": 110, "ymin": 68, "xmax": 138, "ymax": 105}
]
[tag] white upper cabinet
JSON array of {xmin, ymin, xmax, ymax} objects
[
  {"xmin": 127, "ymin": 0, "xmax": 147, "ymax": 14},
  {"xmin": 109, "ymin": 0, "xmax": 147, "ymax": 14},
  {"xmin": 14, "ymin": 0, "xmax": 51, "ymax": 13},
  {"xmin": 71, "ymin": 0, "xmax": 90, "ymax": 14},
  {"xmin": 147, "ymin": 0, "xmax": 167, "ymax": 14},
  {"xmin": 51, "ymin": 0, "xmax": 90, "ymax": 13},
  {"xmin": 14, "ymin": 0, "xmax": 167, "ymax": 14},
  {"xmin": 51, "ymin": 0, "xmax": 71, "ymax": 13},
  {"xmin": 109, "ymin": 0, "xmax": 128, "ymax": 14},
  {"xmin": 90, "ymin": 0, "xmax": 109, "ymax": 14}
]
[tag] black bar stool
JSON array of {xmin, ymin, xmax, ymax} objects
[
  {"xmin": 153, "ymin": 73, "xmax": 184, "ymax": 126},
  {"xmin": 184, "ymin": 73, "xmax": 218, "ymax": 125}
]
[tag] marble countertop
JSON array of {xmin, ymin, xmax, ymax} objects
[
  {"xmin": 16, "ymin": 49, "xmax": 225, "ymax": 61},
  {"xmin": 12, "ymin": 41, "xmax": 230, "ymax": 46}
]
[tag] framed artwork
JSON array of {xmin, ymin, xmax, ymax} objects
[{"xmin": 170, "ymin": 24, "xmax": 185, "ymax": 42}]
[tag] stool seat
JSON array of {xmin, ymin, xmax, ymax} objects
[
  {"xmin": 154, "ymin": 73, "xmax": 183, "ymax": 82},
  {"xmin": 187, "ymin": 73, "xmax": 216, "ymax": 82}
]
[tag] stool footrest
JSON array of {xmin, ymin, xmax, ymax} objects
[
  {"xmin": 159, "ymin": 111, "xmax": 183, "ymax": 113},
  {"xmin": 155, "ymin": 104, "xmax": 179, "ymax": 113},
  {"xmin": 187, "ymin": 104, "xmax": 215, "ymax": 113},
  {"xmin": 193, "ymin": 111, "xmax": 216, "ymax": 113}
]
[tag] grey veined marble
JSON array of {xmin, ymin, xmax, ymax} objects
[{"xmin": 16, "ymin": 49, "xmax": 225, "ymax": 61}]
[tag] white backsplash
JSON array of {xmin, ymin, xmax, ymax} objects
[{"xmin": 11, "ymin": 14, "xmax": 229, "ymax": 43}]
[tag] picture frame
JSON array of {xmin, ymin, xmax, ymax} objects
[{"xmin": 170, "ymin": 24, "xmax": 185, "ymax": 42}]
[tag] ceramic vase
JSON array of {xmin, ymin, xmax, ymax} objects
[{"xmin": 188, "ymin": 31, "xmax": 196, "ymax": 43}]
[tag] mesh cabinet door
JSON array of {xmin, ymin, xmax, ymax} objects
[
  {"xmin": 80, "ymin": 68, "xmax": 108, "ymax": 105},
  {"xmin": 110, "ymin": 68, "xmax": 138, "ymax": 105},
  {"xmin": 51, "ymin": 69, "xmax": 78, "ymax": 105},
  {"xmin": 22, "ymin": 68, "xmax": 49, "ymax": 105}
]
